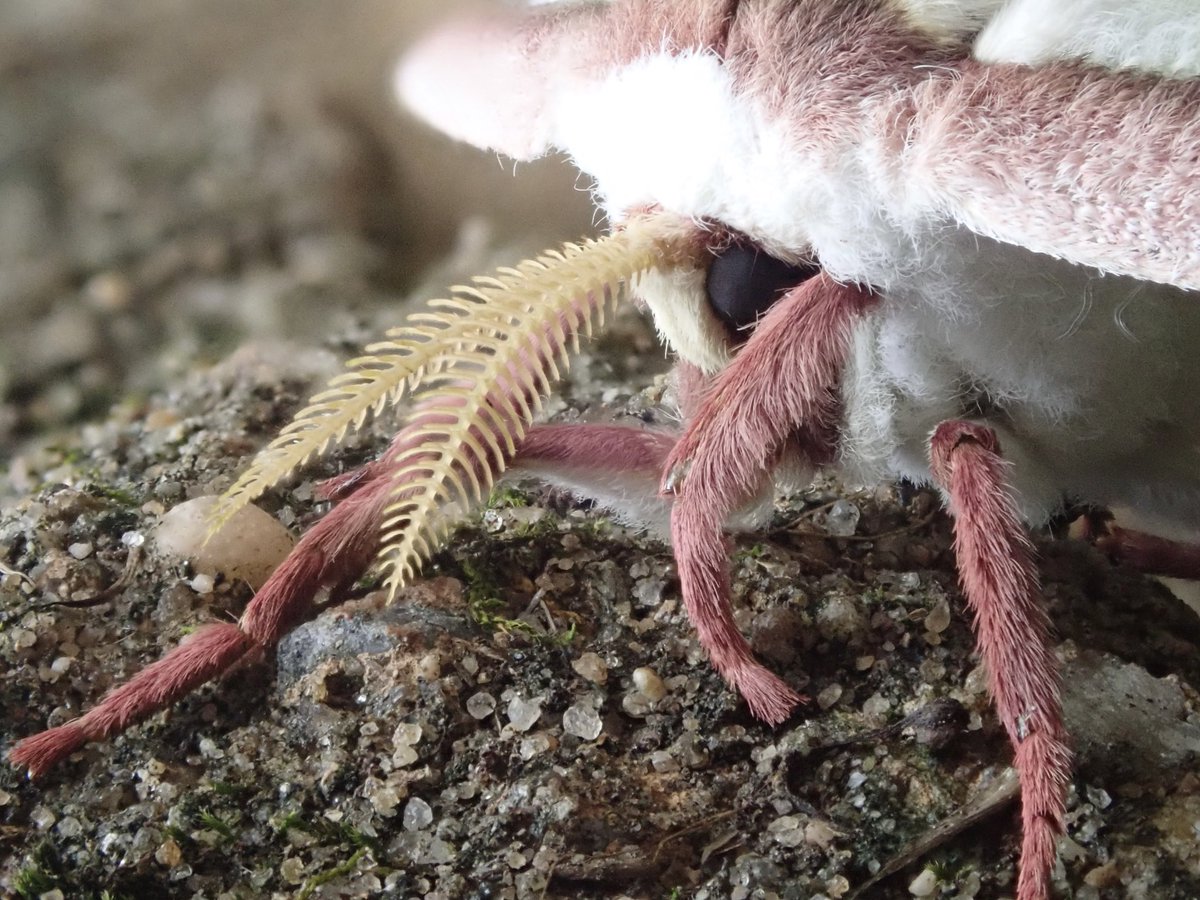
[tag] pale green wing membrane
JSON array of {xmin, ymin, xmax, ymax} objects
[{"xmin": 208, "ymin": 213, "xmax": 703, "ymax": 593}]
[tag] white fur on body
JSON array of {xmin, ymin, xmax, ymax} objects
[
  {"xmin": 549, "ymin": 48, "xmax": 1200, "ymax": 527},
  {"xmin": 400, "ymin": 1, "xmax": 1200, "ymax": 530}
]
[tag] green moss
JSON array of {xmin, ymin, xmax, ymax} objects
[
  {"xmin": 487, "ymin": 485, "xmax": 530, "ymax": 509},
  {"xmin": 197, "ymin": 808, "xmax": 237, "ymax": 841},
  {"xmin": 85, "ymin": 481, "xmax": 141, "ymax": 507},
  {"xmin": 296, "ymin": 846, "xmax": 370, "ymax": 899},
  {"xmin": 13, "ymin": 843, "xmax": 62, "ymax": 899}
]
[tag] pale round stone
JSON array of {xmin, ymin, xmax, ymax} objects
[
  {"xmin": 571, "ymin": 652, "xmax": 608, "ymax": 684},
  {"xmin": 908, "ymin": 868, "xmax": 939, "ymax": 897},
  {"xmin": 154, "ymin": 495, "xmax": 295, "ymax": 589},
  {"xmin": 562, "ymin": 703, "xmax": 603, "ymax": 740},
  {"xmin": 631, "ymin": 667, "xmax": 667, "ymax": 701},
  {"xmin": 506, "ymin": 696, "xmax": 542, "ymax": 732}
]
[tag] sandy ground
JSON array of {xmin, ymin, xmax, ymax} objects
[
  {"xmin": 2, "ymin": 3, "xmax": 1200, "ymax": 899},
  {"xmin": 0, "ymin": 0, "xmax": 591, "ymax": 468}
]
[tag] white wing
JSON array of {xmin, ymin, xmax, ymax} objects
[{"xmin": 975, "ymin": 0, "xmax": 1200, "ymax": 77}]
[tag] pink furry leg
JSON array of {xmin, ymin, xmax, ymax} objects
[
  {"xmin": 501, "ymin": 362, "xmax": 705, "ymax": 508},
  {"xmin": 1093, "ymin": 525, "xmax": 1200, "ymax": 580},
  {"xmin": 662, "ymin": 274, "xmax": 877, "ymax": 724},
  {"xmin": 929, "ymin": 421, "xmax": 1071, "ymax": 900},
  {"xmin": 507, "ymin": 422, "xmax": 682, "ymax": 537},
  {"xmin": 8, "ymin": 410, "xmax": 684, "ymax": 777},
  {"xmin": 516, "ymin": 424, "xmax": 678, "ymax": 473},
  {"xmin": 9, "ymin": 467, "xmax": 393, "ymax": 779}
]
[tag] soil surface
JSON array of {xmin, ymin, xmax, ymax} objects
[{"xmin": 3, "ymin": 4, "xmax": 1200, "ymax": 900}]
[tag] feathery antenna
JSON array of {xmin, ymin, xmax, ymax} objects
[{"xmin": 209, "ymin": 213, "xmax": 703, "ymax": 587}]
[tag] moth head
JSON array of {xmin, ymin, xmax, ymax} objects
[{"xmin": 215, "ymin": 0, "xmax": 820, "ymax": 592}]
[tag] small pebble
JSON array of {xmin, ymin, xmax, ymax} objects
[
  {"xmin": 823, "ymin": 499, "xmax": 860, "ymax": 537},
  {"xmin": 862, "ymin": 692, "xmax": 891, "ymax": 719},
  {"xmin": 154, "ymin": 495, "xmax": 294, "ymax": 589},
  {"xmin": 189, "ymin": 573, "xmax": 215, "ymax": 594},
  {"xmin": 198, "ymin": 737, "xmax": 224, "ymax": 759},
  {"xmin": 392, "ymin": 746, "xmax": 419, "ymax": 768},
  {"xmin": 30, "ymin": 806, "xmax": 56, "ymax": 830},
  {"xmin": 621, "ymin": 693, "xmax": 654, "ymax": 718},
  {"xmin": 392, "ymin": 723, "xmax": 421, "ymax": 747},
  {"xmin": 817, "ymin": 595, "xmax": 867, "ymax": 642},
  {"xmin": 422, "ymin": 838, "xmax": 455, "ymax": 864},
  {"xmin": 280, "ymin": 857, "xmax": 306, "ymax": 884},
  {"xmin": 908, "ymin": 868, "xmax": 939, "ymax": 897},
  {"xmin": 805, "ymin": 819, "xmax": 839, "ymax": 848},
  {"xmin": 507, "ymin": 696, "xmax": 542, "ymax": 732},
  {"xmin": 633, "ymin": 577, "xmax": 665, "ymax": 607},
  {"xmin": 369, "ymin": 785, "xmax": 403, "ymax": 817},
  {"xmin": 55, "ymin": 816, "xmax": 82, "ymax": 838},
  {"xmin": 767, "ymin": 815, "xmax": 806, "ymax": 847},
  {"xmin": 632, "ymin": 667, "xmax": 667, "ymax": 701},
  {"xmin": 817, "ymin": 683, "xmax": 844, "ymax": 710},
  {"xmin": 1085, "ymin": 785, "xmax": 1112, "ymax": 809},
  {"xmin": 519, "ymin": 733, "xmax": 556, "ymax": 760},
  {"xmin": 156, "ymin": 838, "xmax": 183, "ymax": 868},
  {"xmin": 572, "ymin": 652, "xmax": 608, "ymax": 684},
  {"xmin": 403, "ymin": 797, "xmax": 434, "ymax": 831},
  {"xmin": 466, "ymin": 692, "xmax": 497, "ymax": 720},
  {"xmin": 1083, "ymin": 861, "xmax": 1121, "ymax": 888},
  {"xmin": 825, "ymin": 875, "xmax": 850, "ymax": 898},
  {"xmin": 562, "ymin": 703, "xmax": 603, "ymax": 740},
  {"xmin": 418, "ymin": 651, "xmax": 442, "ymax": 680},
  {"xmin": 67, "ymin": 542, "xmax": 93, "ymax": 560},
  {"xmin": 649, "ymin": 750, "xmax": 679, "ymax": 773},
  {"xmin": 924, "ymin": 598, "xmax": 952, "ymax": 634},
  {"xmin": 13, "ymin": 628, "xmax": 36, "ymax": 649}
]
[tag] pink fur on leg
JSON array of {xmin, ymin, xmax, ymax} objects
[
  {"xmin": 929, "ymin": 421, "xmax": 1071, "ymax": 900},
  {"xmin": 9, "ymin": 466, "xmax": 394, "ymax": 779},
  {"xmin": 664, "ymin": 274, "xmax": 877, "ymax": 724},
  {"xmin": 8, "ymin": 409, "xmax": 687, "ymax": 776},
  {"xmin": 8, "ymin": 624, "xmax": 254, "ymax": 778}
]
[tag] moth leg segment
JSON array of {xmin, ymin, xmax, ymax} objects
[
  {"xmin": 9, "ymin": 417, "xmax": 406, "ymax": 779},
  {"xmin": 928, "ymin": 420, "xmax": 1071, "ymax": 900},
  {"xmin": 661, "ymin": 273, "xmax": 878, "ymax": 723},
  {"xmin": 1090, "ymin": 524, "xmax": 1200, "ymax": 581}
]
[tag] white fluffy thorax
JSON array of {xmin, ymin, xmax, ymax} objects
[{"xmin": 550, "ymin": 50, "xmax": 910, "ymax": 285}]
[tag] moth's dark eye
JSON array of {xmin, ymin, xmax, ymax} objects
[{"xmin": 705, "ymin": 245, "xmax": 819, "ymax": 341}]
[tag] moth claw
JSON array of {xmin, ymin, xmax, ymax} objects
[{"xmin": 662, "ymin": 459, "xmax": 691, "ymax": 494}]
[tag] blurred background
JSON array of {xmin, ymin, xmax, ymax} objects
[{"xmin": 0, "ymin": 0, "xmax": 593, "ymax": 472}]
